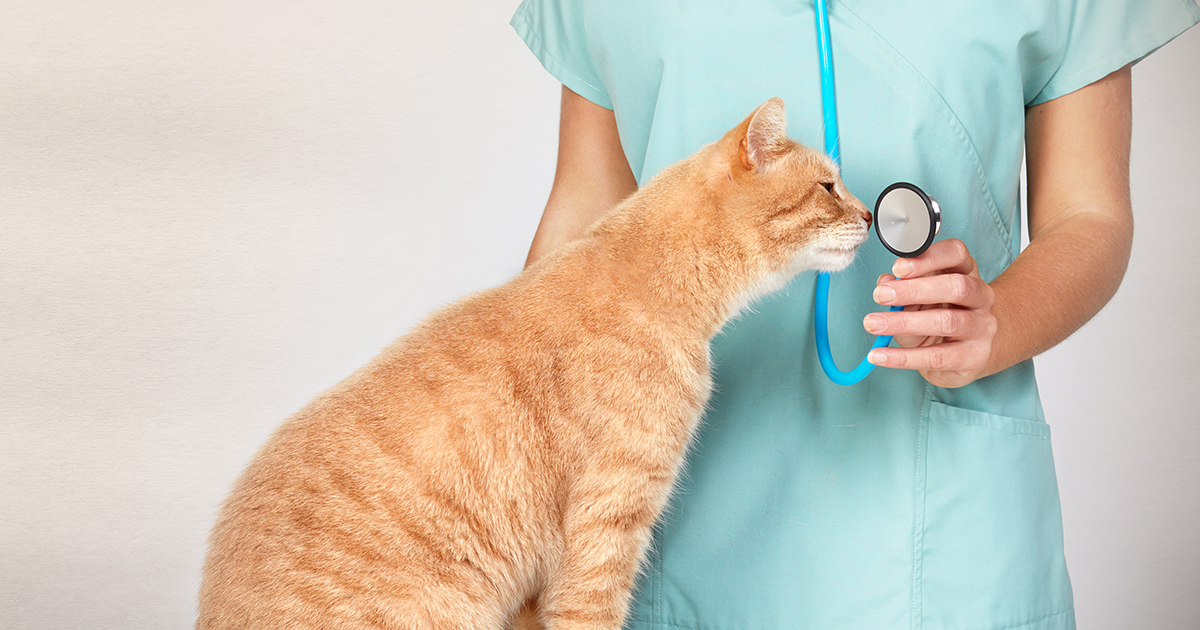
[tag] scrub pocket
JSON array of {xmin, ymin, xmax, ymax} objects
[{"xmin": 920, "ymin": 402, "xmax": 1074, "ymax": 630}]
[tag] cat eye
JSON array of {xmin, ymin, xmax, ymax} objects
[{"xmin": 820, "ymin": 182, "xmax": 835, "ymax": 194}]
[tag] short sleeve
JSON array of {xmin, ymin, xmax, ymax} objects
[
  {"xmin": 1028, "ymin": 0, "xmax": 1200, "ymax": 105},
  {"xmin": 511, "ymin": 0, "xmax": 613, "ymax": 110}
]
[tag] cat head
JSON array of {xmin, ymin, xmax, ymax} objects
[
  {"xmin": 582, "ymin": 98, "xmax": 874, "ymax": 329},
  {"xmin": 702, "ymin": 97, "xmax": 872, "ymax": 289}
]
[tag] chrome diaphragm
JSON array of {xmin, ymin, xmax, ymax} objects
[{"xmin": 874, "ymin": 182, "xmax": 941, "ymax": 258}]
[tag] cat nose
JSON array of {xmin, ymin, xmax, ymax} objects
[{"xmin": 860, "ymin": 208, "xmax": 873, "ymax": 228}]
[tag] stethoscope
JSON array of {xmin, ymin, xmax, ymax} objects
[{"xmin": 812, "ymin": 0, "xmax": 942, "ymax": 385}]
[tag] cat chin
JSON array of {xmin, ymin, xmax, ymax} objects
[
  {"xmin": 811, "ymin": 249, "xmax": 859, "ymax": 273},
  {"xmin": 746, "ymin": 244, "xmax": 859, "ymax": 304},
  {"xmin": 807, "ymin": 226, "xmax": 869, "ymax": 273},
  {"xmin": 806, "ymin": 246, "xmax": 861, "ymax": 274}
]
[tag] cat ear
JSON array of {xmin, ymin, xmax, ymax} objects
[{"xmin": 740, "ymin": 97, "xmax": 789, "ymax": 171}]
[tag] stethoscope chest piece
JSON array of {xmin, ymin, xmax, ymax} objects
[{"xmin": 874, "ymin": 182, "xmax": 941, "ymax": 258}]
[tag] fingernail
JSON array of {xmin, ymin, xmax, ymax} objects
[
  {"xmin": 873, "ymin": 285, "xmax": 896, "ymax": 304},
  {"xmin": 893, "ymin": 259, "xmax": 915, "ymax": 278},
  {"xmin": 868, "ymin": 350, "xmax": 886, "ymax": 365},
  {"xmin": 864, "ymin": 314, "xmax": 886, "ymax": 333}
]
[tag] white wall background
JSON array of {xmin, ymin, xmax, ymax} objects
[{"xmin": 0, "ymin": 2, "xmax": 1194, "ymax": 628}]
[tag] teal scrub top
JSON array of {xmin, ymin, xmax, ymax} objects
[{"xmin": 511, "ymin": 2, "xmax": 1200, "ymax": 629}]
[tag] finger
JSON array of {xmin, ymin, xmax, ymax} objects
[
  {"xmin": 891, "ymin": 239, "xmax": 977, "ymax": 279},
  {"xmin": 885, "ymin": 325, "xmax": 939, "ymax": 349},
  {"xmin": 867, "ymin": 340, "xmax": 989, "ymax": 374},
  {"xmin": 872, "ymin": 274, "xmax": 930, "ymax": 347},
  {"xmin": 873, "ymin": 273, "xmax": 993, "ymax": 310},
  {"xmin": 873, "ymin": 274, "xmax": 935, "ymax": 347},
  {"xmin": 863, "ymin": 308, "xmax": 994, "ymax": 340}
]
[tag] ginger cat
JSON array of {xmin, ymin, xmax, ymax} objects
[{"xmin": 197, "ymin": 98, "xmax": 872, "ymax": 630}]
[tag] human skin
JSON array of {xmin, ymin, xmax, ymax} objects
[
  {"xmin": 526, "ymin": 65, "xmax": 1134, "ymax": 389},
  {"xmin": 523, "ymin": 86, "xmax": 639, "ymax": 268}
]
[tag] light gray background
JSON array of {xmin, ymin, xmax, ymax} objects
[{"xmin": 1, "ymin": 2, "xmax": 1196, "ymax": 629}]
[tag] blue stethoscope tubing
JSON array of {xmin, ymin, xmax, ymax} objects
[{"xmin": 813, "ymin": 0, "xmax": 902, "ymax": 386}]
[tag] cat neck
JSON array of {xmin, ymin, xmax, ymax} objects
[{"xmin": 576, "ymin": 173, "xmax": 766, "ymax": 340}]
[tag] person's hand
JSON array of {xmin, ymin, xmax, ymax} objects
[{"xmin": 863, "ymin": 239, "xmax": 997, "ymax": 388}]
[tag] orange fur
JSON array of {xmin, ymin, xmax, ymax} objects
[{"xmin": 197, "ymin": 98, "xmax": 872, "ymax": 630}]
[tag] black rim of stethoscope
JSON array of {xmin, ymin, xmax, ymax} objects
[{"xmin": 873, "ymin": 181, "xmax": 941, "ymax": 258}]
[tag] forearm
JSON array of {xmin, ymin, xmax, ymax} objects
[{"xmin": 986, "ymin": 207, "xmax": 1132, "ymax": 377}]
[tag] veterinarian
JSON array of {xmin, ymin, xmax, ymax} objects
[{"xmin": 514, "ymin": 1, "xmax": 1199, "ymax": 628}]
